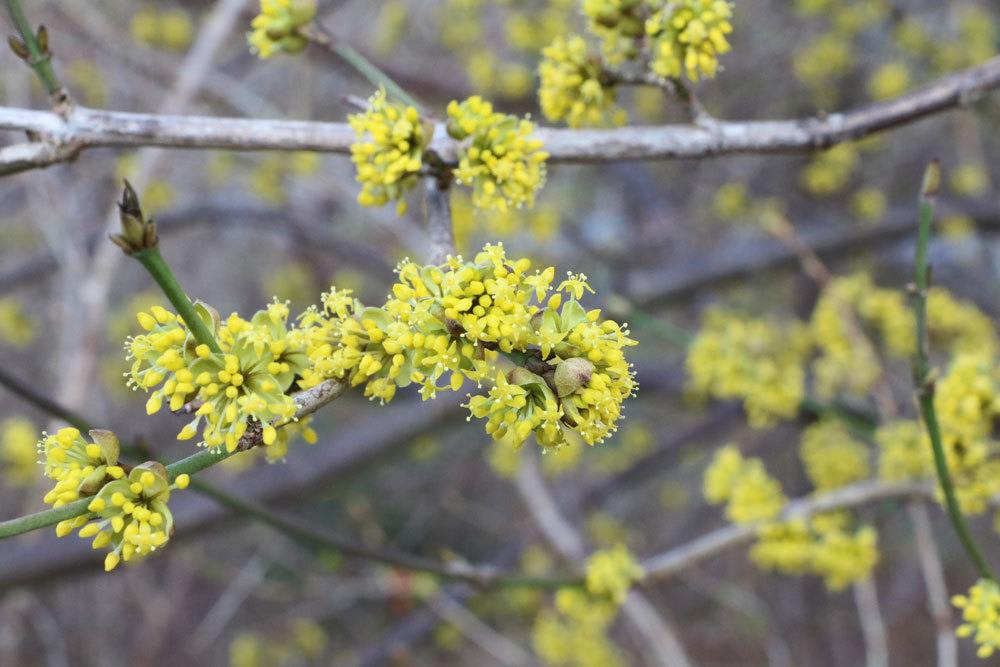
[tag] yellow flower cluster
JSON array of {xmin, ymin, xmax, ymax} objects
[
  {"xmin": 36, "ymin": 427, "xmax": 190, "ymax": 571},
  {"xmin": 447, "ymin": 96, "xmax": 549, "ymax": 213},
  {"xmin": 867, "ymin": 62, "xmax": 910, "ymax": 101},
  {"xmin": 800, "ymin": 143, "xmax": 859, "ymax": 196},
  {"xmin": 538, "ymin": 35, "xmax": 627, "ymax": 129},
  {"xmin": 584, "ymin": 544, "xmax": 644, "ymax": 605},
  {"xmin": 78, "ymin": 463, "xmax": 190, "ymax": 572},
  {"xmin": 581, "ymin": 0, "xmax": 646, "ymax": 64},
  {"xmin": 703, "ymin": 445, "xmax": 786, "ymax": 524},
  {"xmin": 298, "ymin": 243, "xmax": 637, "ymax": 449},
  {"xmin": 793, "ymin": 33, "xmax": 854, "ymax": 104},
  {"xmin": 1, "ymin": 417, "xmax": 38, "ymax": 486},
  {"xmin": 810, "ymin": 273, "xmax": 997, "ymax": 399},
  {"xmin": 247, "ymin": 0, "xmax": 316, "ymax": 58},
  {"xmin": 874, "ymin": 419, "xmax": 932, "ymax": 483},
  {"xmin": 809, "ymin": 276, "xmax": 883, "ymax": 399},
  {"xmin": 348, "ymin": 88, "xmax": 427, "ymax": 214},
  {"xmin": 799, "ymin": 421, "xmax": 870, "ymax": 492},
  {"xmin": 704, "ymin": 445, "xmax": 875, "ymax": 590},
  {"xmin": 933, "ymin": 353, "xmax": 1000, "ymax": 514},
  {"xmin": 751, "ymin": 513, "xmax": 878, "ymax": 591},
  {"xmin": 0, "ymin": 297, "xmax": 36, "ymax": 347},
  {"xmin": 686, "ymin": 309, "xmax": 810, "ymax": 427},
  {"xmin": 127, "ymin": 302, "xmax": 304, "ymax": 452},
  {"xmin": 346, "ymin": 92, "xmax": 547, "ymax": 215},
  {"xmin": 646, "ymin": 0, "xmax": 734, "ymax": 81},
  {"xmin": 440, "ymin": 0, "xmax": 573, "ymax": 99},
  {"xmin": 40, "ymin": 428, "xmax": 125, "ymax": 509},
  {"xmin": 953, "ymin": 579, "xmax": 1000, "ymax": 659},
  {"xmin": 533, "ymin": 588, "xmax": 624, "ymax": 667},
  {"xmin": 130, "ymin": 6, "xmax": 193, "ymax": 52}
]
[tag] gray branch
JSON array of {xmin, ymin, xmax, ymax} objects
[{"xmin": 1, "ymin": 56, "xmax": 998, "ymax": 173}]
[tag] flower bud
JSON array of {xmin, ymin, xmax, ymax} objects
[
  {"xmin": 7, "ymin": 36, "xmax": 29, "ymax": 60},
  {"xmin": 554, "ymin": 357, "xmax": 594, "ymax": 398},
  {"xmin": 110, "ymin": 180, "xmax": 159, "ymax": 254},
  {"xmin": 88, "ymin": 429, "xmax": 120, "ymax": 466}
]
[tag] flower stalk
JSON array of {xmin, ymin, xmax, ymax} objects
[
  {"xmin": 911, "ymin": 161, "xmax": 995, "ymax": 582},
  {"xmin": 4, "ymin": 0, "xmax": 64, "ymax": 99}
]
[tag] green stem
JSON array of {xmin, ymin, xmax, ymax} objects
[
  {"xmin": 0, "ymin": 447, "xmax": 236, "ymax": 539},
  {"xmin": 304, "ymin": 24, "xmax": 422, "ymax": 111},
  {"xmin": 911, "ymin": 162, "xmax": 994, "ymax": 581},
  {"xmin": 133, "ymin": 247, "xmax": 222, "ymax": 354},
  {"xmin": 4, "ymin": 0, "xmax": 61, "ymax": 95}
]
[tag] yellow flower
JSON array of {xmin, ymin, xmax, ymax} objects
[
  {"xmin": 447, "ymin": 96, "xmax": 548, "ymax": 213},
  {"xmin": 59, "ymin": 462, "xmax": 190, "ymax": 572},
  {"xmin": 582, "ymin": 0, "xmax": 645, "ymax": 64},
  {"xmin": 584, "ymin": 545, "xmax": 644, "ymax": 605},
  {"xmin": 687, "ymin": 309, "xmax": 809, "ymax": 427},
  {"xmin": 538, "ymin": 35, "xmax": 627, "ymax": 128},
  {"xmin": 646, "ymin": 0, "xmax": 734, "ymax": 81},
  {"xmin": 704, "ymin": 445, "xmax": 785, "ymax": 524},
  {"xmin": 348, "ymin": 88, "xmax": 426, "ymax": 214},
  {"xmin": 867, "ymin": 62, "xmax": 910, "ymax": 101},
  {"xmin": 950, "ymin": 163, "xmax": 990, "ymax": 198},
  {"xmin": 247, "ymin": 0, "xmax": 316, "ymax": 58},
  {"xmin": 799, "ymin": 421, "xmax": 870, "ymax": 492},
  {"xmin": 1, "ymin": 417, "xmax": 38, "ymax": 486},
  {"xmin": 953, "ymin": 579, "xmax": 1000, "ymax": 658},
  {"xmin": 751, "ymin": 515, "xmax": 878, "ymax": 591},
  {"xmin": 849, "ymin": 186, "xmax": 887, "ymax": 223},
  {"xmin": 0, "ymin": 297, "xmax": 36, "ymax": 347},
  {"xmin": 40, "ymin": 428, "xmax": 124, "ymax": 508}
]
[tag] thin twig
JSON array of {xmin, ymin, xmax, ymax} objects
[
  {"xmin": 907, "ymin": 501, "xmax": 958, "ymax": 667},
  {"xmin": 425, "ymin": 593, "xmax": 536, "ymax": 666},
  {"xmin": 640, "ymin": 480, "xmax": 933, "ymax": 582},
  {"xmin": 853, "ymin": 576, "xmax": 889, "ymax": 667},
  {"xmin": 4, "ymin": 0, "xmax": 68, "ymax": 104},
  {"xmin": 911, "ymin": 161, "xmax": 995, "ymax": 581},
  {"xmin": 302, "ymin": 22, "xmax": 422, "ymax": 111},
  {"xmin": 515, "ymin": 451, "xmax": 694, "ymax": 667}
]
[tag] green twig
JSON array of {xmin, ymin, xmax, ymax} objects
[
  {"xmin": 911, "ymin": 161, "xmax": 995, "ymax": 582},
  {"xmin": 190, "ymin": 478, "xmax": 575, "ymax": 589},
  {"xmin": 0, "ymin": 368, "xmax": 571, "ymax": 589},
  {"xmin": 133, "ymin": 247, "xmax": 222, "ymax": 354},
  {"xmin": 4, "ymin": 0, "xmax": 63, "ymax": 97},
  {"xmin": 0, "ymin": 447, "xmax": 236, "ymax": 539},
  {"xmin": 302, "ymin": 23, "xmax": 422, "ymax": 111}
]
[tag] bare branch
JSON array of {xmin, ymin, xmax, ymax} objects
[
  {"xmin": 515, "ymin": 452, "xmax": 694, "ymax": 667},
  {"xmin": 908, "ymin": 501, "xmax": 958, "ymax": 667},
  {"xmin": 853, "ymin": 577, "xmax": 889, "ymax": 667},
  {"xmin": 641, "ymin": 480, "xmax": 932, "ymax": 582},
  {"xmin": 1, "ymin": 56, "xmax": 998, "ymax": 173}
]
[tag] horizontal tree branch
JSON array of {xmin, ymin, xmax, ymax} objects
[
  {"xmin": 641, "ymin": 479, "xmax": 932, "ymax": 582},
  {"xmin": 1, "ymin": 56, "xmax": 998, "ymax": 172}
]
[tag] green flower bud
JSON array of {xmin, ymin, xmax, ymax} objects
[
  {"xmin": 554, "ymin": 357, "xmax": 594, "ymax": 398},
  {"xmin": 88, "ymin": 429, "xmax": 120, "ymax": 466}
]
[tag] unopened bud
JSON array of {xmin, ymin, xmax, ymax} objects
[
  {"xmin": 554, "ymin": 357, "xmax": 594, "ymax": 397},
  {"xmin": 110, "ymin": 180, "xmax": 158, "ymax": 254},
  {"xmin": 921, "ymin": 160, "xmax": 940, "ymax": 198},
  {"xmin": 7, "ymin": 36, "xmax": 28, "ymax": 60},
  {"xmin": 36, "ymin": 24, "xmax": 48, "ymax": 54}
]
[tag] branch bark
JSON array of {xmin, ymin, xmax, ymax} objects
[{"xmin": 2, "ymin": 56, "xmax": 998, "ymax": 172}]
